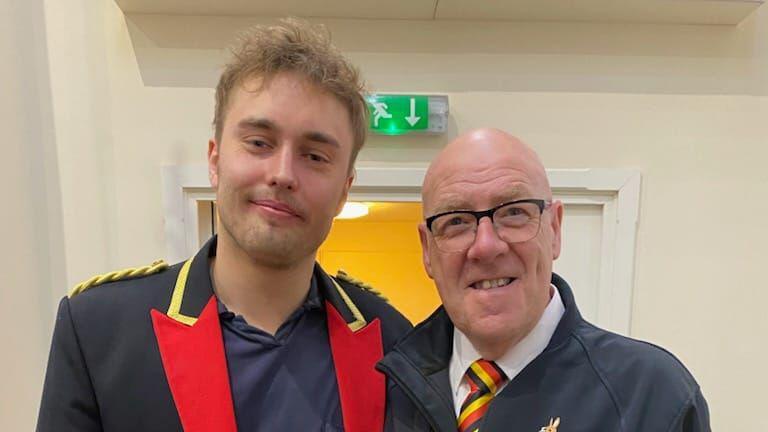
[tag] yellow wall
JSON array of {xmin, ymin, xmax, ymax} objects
[{"xmin": 318, "ymin": 202, "xmax": 439, "ymax": 324}]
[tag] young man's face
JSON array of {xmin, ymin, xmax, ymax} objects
[{"xmin": 208, "ymin": 71, "xmax": 355, "ymax": 268}]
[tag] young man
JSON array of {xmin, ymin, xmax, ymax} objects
[
  {"xmin": 38, "ymin": 19, "xmax": 411, "ymax": 432},
  {"xmin": 380, "ymin": 128, "xmax": 710, "ymax": 431}
]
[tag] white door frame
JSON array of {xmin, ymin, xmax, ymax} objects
[{"xmin": 161, "ymin": 165, "xmax": 641, "ymax": 334}]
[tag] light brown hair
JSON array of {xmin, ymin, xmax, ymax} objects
[{"xmin": 213, "ymin": 18, "xmax": 368, "ymax": 169}]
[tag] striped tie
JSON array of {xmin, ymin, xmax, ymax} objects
[{"xmin": 457, "ymin": 359, "xmax": 508, "ymax": 432}]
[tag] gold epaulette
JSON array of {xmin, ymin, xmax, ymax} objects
[
  {"xmin": 68, "ymin": 260, "xmax": 169, "ymax": 298},
  {"xmin": 335, "ymin": 269, "xmax": 388, "ymax": 302}
]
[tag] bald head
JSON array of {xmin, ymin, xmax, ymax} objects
[{"xmin": 422, "ymin": 128, "xmax": 551, "ymax": 215}]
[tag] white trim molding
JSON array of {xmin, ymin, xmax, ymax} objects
[
  {"xmin": 549, "ymin": 169, "xmax": 642, "ymax": 336},
  {"xmin": 161, "ymin": 165, "xmax": 641, "ymax": 335}
]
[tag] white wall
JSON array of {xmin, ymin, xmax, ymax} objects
[
  {"xmin": 0, "ymin": 0, "xmax": 65, "ymax": 430},
  {"xmin": 14, "ymin": 0, "xmax": 768, "ymax": 429}
]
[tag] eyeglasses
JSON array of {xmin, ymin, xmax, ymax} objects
[{"xmin": 425, "ymin": 199, "xmax": 551, "ymax": 253}]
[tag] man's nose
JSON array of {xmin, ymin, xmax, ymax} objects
[
  {"xmin": 466, "ymin": 217, "xmax": 509, "ymax": 261},
  {"xmin": 267, "ymin": 145, "xmax": 298, "ymax": 190}
]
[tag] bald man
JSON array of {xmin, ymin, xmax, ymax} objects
[{"xmin": 378, "ymin": 129, "xmax": 710, "ymax": 432}]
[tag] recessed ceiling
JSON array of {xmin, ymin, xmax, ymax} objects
[
  {"xmin": 114, "ymin": 0, "xmax": 436, "ymax": 20},
  {"xmin": 114, "ymin": 0, "xmax": 764, "ymax": 25},
  {"xmin": 436, "ymin": 0, "xmax": 764, "ymax": 25}
]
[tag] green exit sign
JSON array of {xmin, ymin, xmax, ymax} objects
[{"xmin": 366, "ymin": 94, "xmax": 429, "ymax": 135}]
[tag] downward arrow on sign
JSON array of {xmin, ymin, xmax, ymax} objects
[{"xmin": 405, "ymin": 97, "xmax": 421, "ymax": 126}]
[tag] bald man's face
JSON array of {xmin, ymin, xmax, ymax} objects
[{"xmin": 418, "ymin": 137, "xmax": 563, "ymax": 355}]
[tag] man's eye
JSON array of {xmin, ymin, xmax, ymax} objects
[
  {"xmin": 501, "ymin": 205, "xmax": 533, "ymax": 218},
  {"xmin": 306, "ymin": 153, "xmax": 329, "ymax": 163},
  {"xmin": 245, "ymin": 139, "xmax": 271, "ymax": 149},
  {"xmin": 446, "ymin": 216, "xmax": 468, "ymax": 226},
  {"xmin": 434, "ymin": 214, "xmax": 474, "ymax": 236}
]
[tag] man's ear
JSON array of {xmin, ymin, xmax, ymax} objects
[
  {"xmin": 418, "ymin": 223, "xmax": 434, "ymax": 279},
  {"xmin": 335, "ymin": 170, "xmax": 355, "ymax": 216},
  {"xmin": 208, "ymin": 139, "xmax": 219, "ymax": 189},
  {"xmin": 549, "ymin": 200, "xmax": 564, "ymax": 260}
]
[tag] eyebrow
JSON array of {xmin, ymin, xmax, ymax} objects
[
  {"xmin": 236, "ymin": 117, "xmax": 340, "ymax": 148},
  {"xmin": 303, "ymin": 131, "xmax": 340, "ymax": 148},
  {"xmin": 431, "ymin": 186, "xmax": 528, "ymax": 214},
  {"xmin": 432, "ymin": 198, "xmax": 471, "ymax": 215},
  {"xmin": 236, "ymin": 117, "xmax": 276, "ymax": 133},
  {"xmin": 489, "ymin": 186, "xmax": 527, "ymax": 204}
]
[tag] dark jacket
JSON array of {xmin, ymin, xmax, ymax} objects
[
  {"xmin": 37, "ymin": 237, "xmax": 412, "ymax": 432},
  {"xmin": 378, "ymin": 274, "xmax": 710, "ymax": 432}
]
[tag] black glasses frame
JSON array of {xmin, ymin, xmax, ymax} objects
[{"xmin": 425, "ymin": 198, "xmax": 550, "ymax": 234}]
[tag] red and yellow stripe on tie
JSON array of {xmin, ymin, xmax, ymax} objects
[
  {"xmin": 458, "ymin": 393, "xmax": 493, "ymax": 431},
  {"xmin": 470, "ymin": 360, "xmax": 504, "ymax": 394},
  {"xmin": 457, "ymin": 359, "xmax": 507, "ymax": 432}
]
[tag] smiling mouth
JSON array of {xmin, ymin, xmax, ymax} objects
[
  {"xmin": 470, "ymin": 277, "xmax": 516, "ymax": 290},
  {"xmin": 250, "ymin": 200, "xmax": 302, "ymax": 219}
]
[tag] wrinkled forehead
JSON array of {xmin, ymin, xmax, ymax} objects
[{"xmin": 422, "ymin": 148, "xmax": 550, "ymax": 215}]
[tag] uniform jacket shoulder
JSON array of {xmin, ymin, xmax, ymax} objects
[{"xmin": 65, "ymin": 260, "xmax": 183, "ymax": 321}]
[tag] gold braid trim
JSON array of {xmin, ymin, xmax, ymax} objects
[
  {"xmin": 68, "ymin": 260, "xmax": 169, "ymax": 298},
  {"xmin": 335, "ymin": 269, "xmax": 388, "ymax": 302},
  {"xmin": 166, "ymin": 258, "xmax": 197, "ymax": 326},
  {"xmin": 330, "ymin": 278, "xmax": 367, "ymax": 332}
]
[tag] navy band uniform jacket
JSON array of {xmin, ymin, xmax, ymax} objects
[{"xmin": 37, "ymin": 237, "xmax": 412, "ymax": 432}]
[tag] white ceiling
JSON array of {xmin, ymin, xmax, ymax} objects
[{"xmin": 114, "ymin": 0, "xmax": 764, "ymax": 25}]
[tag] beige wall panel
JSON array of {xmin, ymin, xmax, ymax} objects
[{"xmin": 1, "ymin": 0, "xmax": 63, "ymax": 430}]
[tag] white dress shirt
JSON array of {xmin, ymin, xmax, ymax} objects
[{"xmin": 449, "ymin": 286, "xmax": 565, "ymax": 415}]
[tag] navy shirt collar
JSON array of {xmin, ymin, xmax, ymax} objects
[{"xmin": 216, "ymin": 274, "xmax": 324, "ymax": 344}]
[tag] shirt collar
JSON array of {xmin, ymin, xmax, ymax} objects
[
  {"xmin": 449, "ymin": 284, "xmax": 565, "ymax": 398},
  {"xmin": 217, "ymin": 271, "xmax": 324, "ymax": 320}
]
